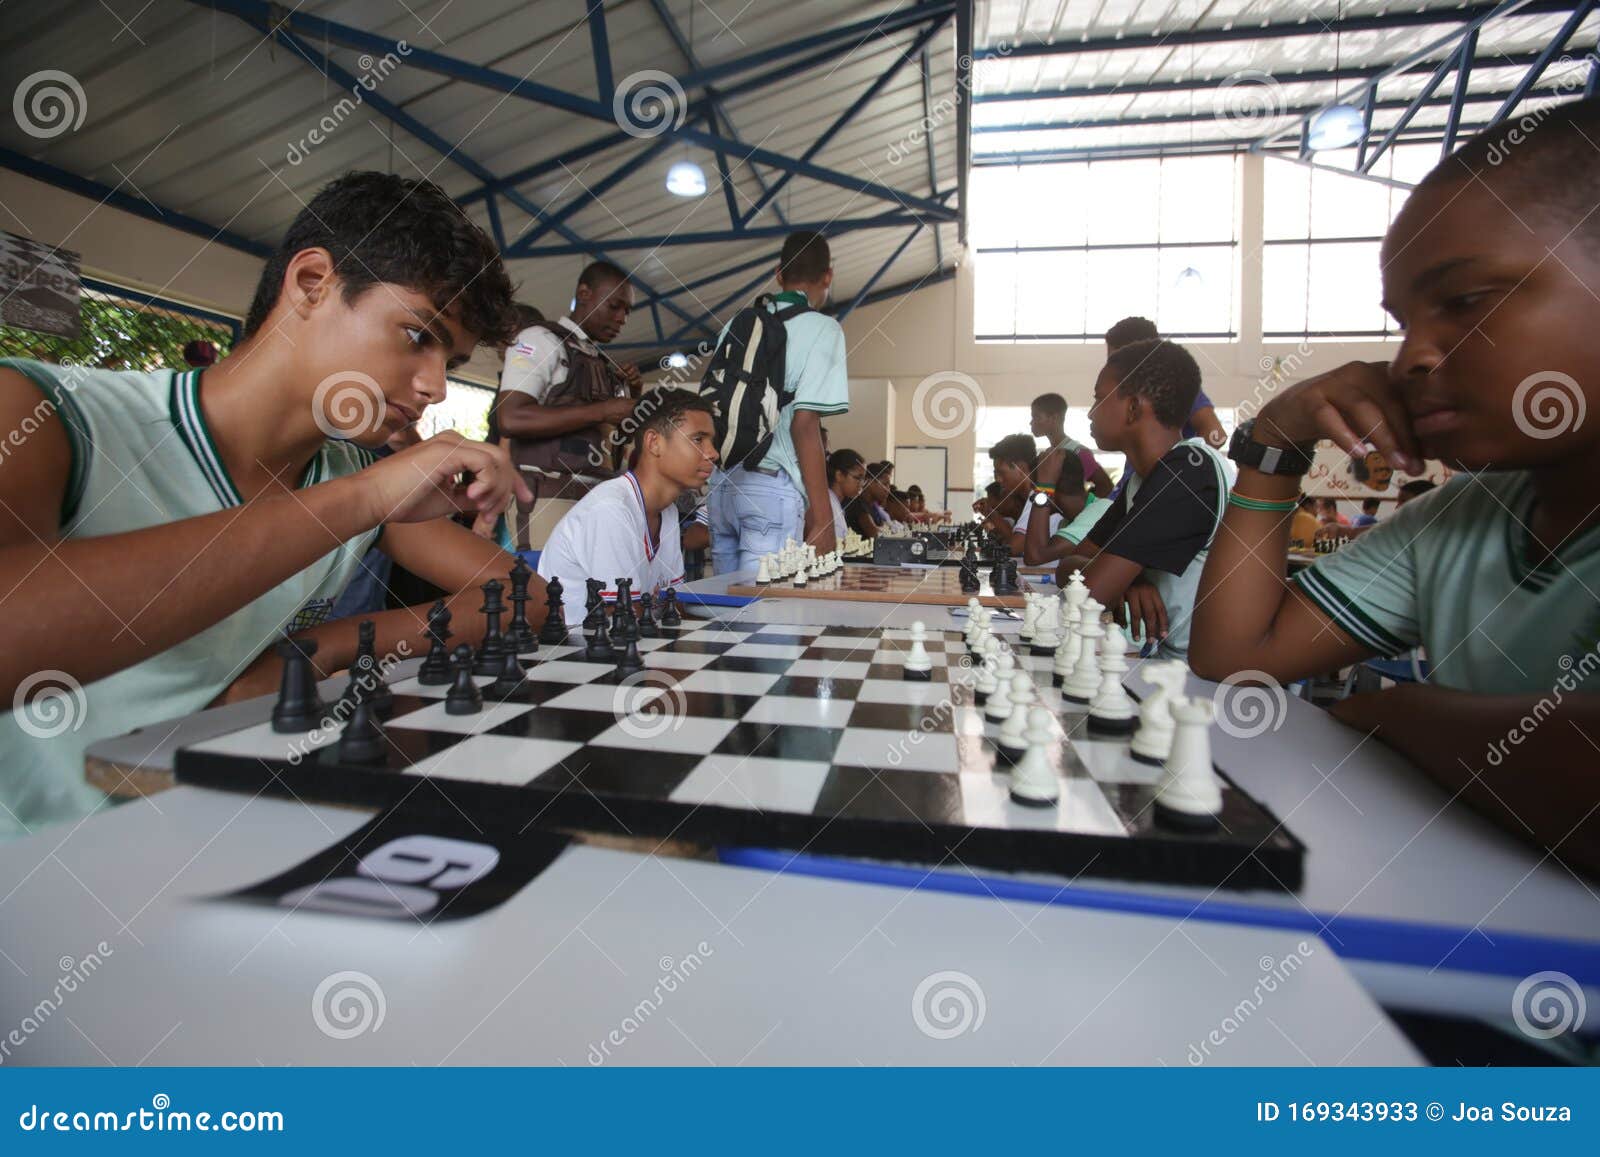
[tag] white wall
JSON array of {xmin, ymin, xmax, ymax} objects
[{"xmin": 836, "ymin": 153, "xmax": 1401, "ymax": 491}]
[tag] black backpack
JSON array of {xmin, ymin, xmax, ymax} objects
[{"xmin": 698, "ymin": 293, "xmax": 811, "ymax": 470}]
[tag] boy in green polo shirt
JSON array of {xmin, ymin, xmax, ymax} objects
[
  {"xmin": 0, "ymin": 171, "xmax": 533, "ymax": 837},
  {"xmin": 1191, "ymin": 100, "xmax": 1600, "ymax": 878}
]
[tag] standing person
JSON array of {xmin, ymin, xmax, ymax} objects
[
  {"xmin": 1106, "ymin": 317, "xmax": 1226, "ymax": 449},
  {"xmin": 1030, "ymin": 391, "xmax": 1113, "ymax": 499},
  {"xmin": 707, "ymin": 232, "xmax": 848, "ymax": 572},
  {"xmin": 489, "ymin": 263, "xmax": 642, "ymax": 550}
]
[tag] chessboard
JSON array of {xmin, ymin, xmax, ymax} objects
[
  {"xmin": 173, "ymin": 619, "xmax": 1304, "ymax": 890},
  {"xmin": 727, "ymin": 563, "xmax": 1032, "ymax": 609}
]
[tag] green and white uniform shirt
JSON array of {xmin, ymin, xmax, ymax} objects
[
  {"xmin": 1294, "ymin": 471, "xmax": 1600, "ymax": 694},
  {"xmin": 0, "ymin": 359, "xmax": 380, "ymax": 837}
]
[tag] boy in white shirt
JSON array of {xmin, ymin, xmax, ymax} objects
[{"xmin": 538, "ymin": 390, "xmax": 719, "ymax": 623}]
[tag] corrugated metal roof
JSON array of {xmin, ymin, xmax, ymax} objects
[{"xmin": 0, "ymin": 0, "xmax": 960, "ymax": 366}]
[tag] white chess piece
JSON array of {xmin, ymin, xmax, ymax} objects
[
  {"xmin": 985, "ymin": 648, "xmax": 1016, "ymax": 722},
  {"xmin": 793, "ymin": 562, "xmax": 808, "ymax": 586},
  {"xmin": 756, "ymin": 555, "xmax": 773, "ymax": 584},
  {"xmin": 903, "ymin": 620, "xmax": 933, "ymax": 677},
  {"xmin": 1019, "ymin": 594, "xmax": 1039, "ymax": 643},
  {"xmin": 1063, "ymin": 599, "xmax": 1104, "ymax": 702},
  {"xmin": 1009, "ymin": 706, "xmax": 1060, "ymax": 806},
  {"xmin": 1088, "ymin": 625, "xmax": 1137, "ymax": 734},
  {"xmin": 1032, "ymin": 595, "xmax": 1061, "ymax": 654},
  {"xmin": 1131, "ymin": 660, "xmax": 1188, "ymax": 765},
  {"xmin": 997, "ymin": 695, "xmax": 1029, "ymax": 757},
  {"xmin": 973, "ymin": 640, "xmax": 999, "ymax": 699},
  {"xmin": 1156, "ymin": 696, "xmax": 1223, "ymax": 823},
  {"xmin": 1009, "ymin": 668, "xmax": 1037, "ymax": 709},
  {"xmin": 963, "ymin": 598, "xmax": 982, "ymax": 645}
]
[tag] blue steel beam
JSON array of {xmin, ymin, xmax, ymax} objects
[
  {"xmin": 713, "ymin": 149, "xmax": 741, "ymax": 229},
  {"xmin": 920, "ymin": 47, "xmax": 944, "ymax": 269},
  {"xmin": 955, "ymin": 0, "xmax": 972, "ymax": 247},
  {"xmin": 509, "ymin": 213, "xmax": 941, "ymax": 258},
  {"xmin": 1358, "ymin": 47, "xmax": 1461, "ymax": 173},
  {"xmin": 664, "ymin": 263, "xmax": 776, "ymax": 344},
  {"xmin": 738, "ymin": 15, "xmax": 949, "ymax": 226},
  {"xmin": 1491, "ymin": 0, "xmax": 1596, "ymax": 122},
  {"xmin": 189, "ymin": 0, "xmax": 948, "ymax": 220},
  {"xmin": 647, "ymin": 0, "xmax": 787, "ymax": 227},
  {"xmin": 634, "ymin": 250, "xmax": 777, "ymax": 308},
  {"xmin": 0, "ymin": 146, "xmax": 270, "ymax": 258},
  {"xmin": 260, "ymin": 20, "xmax": 712, "ymax": 338},
  {"xmin": 483, "ymin": 194, "xmax": 507, "ymax": 251},
  {"xmin": 1443, "ymin": 30, "xmax": 1480, "ymax": 156},
  {"xmin": 520, "ymin": 123, "xmax": 694, "ymax": 246},
  {"xmin": 838, "ymin": 224, "xmax": 924, "ymax": 320},
  {"xmin": 586, "ymin": 0, "xmax": 614, "ymax": 104},
  {"xmin": 975, "ymin": 0, "xmax": 1580, "ymax": 57}
]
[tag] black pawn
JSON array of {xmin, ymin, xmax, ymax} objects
[
  {"xmin": 583, "ymin": 579, "xmax": 606, "ymax": 631},
  {"xmin": 338, "ymin": 697, "xmax": 388, "ymax": 764},
  {"xmin": 637, "ymin": 592, "xmax": 661, "ymax": 638},
  {"xmin": 445, "ymin": 644, "xmax": 482, "ymax": 715},
  {"xmin": 586, "ymin": 611, "xmax": 615, "ymax": 661},
  {"xmin": 616, "ymin": 634, "xmax": 644, "ymax": 673},
  {"xmin": 417, "ymin": 600, "xmax": 453, "ymax": 685},
  {"xmin": 539, "ymin": 576, "xmax": 569, "ymax": 646},
  {"xmin": 658, "ymin": 587, "xmax": 682, "ymax": 626},
  {"xmin": 474, "ymin": 579, "xmax": 507, "ymax": 676},
  {"xmin": 272, "ymin": 637, "xmax": 325, "ymax": 733},
  {"xmin": 488, "ymin": 646, "xmax": 530, "ymax": 701},
  {"xmin": 959, "ymin": 560, "xmax": 980, "ymax": 594},
  {"xmin": 507, "ymin": 559, "xmax": 538, "ymax": 654}
]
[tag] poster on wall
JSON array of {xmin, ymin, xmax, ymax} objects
[
  {"xmin": 1303, "ymin": 443, "xmax": 1453, "ymax": 499},
  {"xmin": 0, "ymin": 230, "xmax": 81, "ymax": 339}
]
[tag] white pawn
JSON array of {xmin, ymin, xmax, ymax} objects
[
  {"xmin": 1063, "ymin": 599, "xmax": 1104, "ymax": 703},
  {"xmin": 1131, "ymin": 660, "xmax": 1189, "ymax": 765},
  {"xmin": 1010, "ymin": 668, "xmax": 1037, "ymax": 709},
  {"xmin": 902, "ymin": 620, "xmax": 933, "ymax": 681},
  {"xmin": 756, "ymin": 555, "xmax": 774, "ymax": 583},
  {"xmin": 793, "ymin": 561, "xmax": 808, "ymax": 586},
  {"xmin": 973, "ymin": 641, "xmax": 999, "ymax": 700},
  {"xmin": 963, "ymin": 597, "xmax": 982, "ymax": 644},
  {"xmin": 1088, "ymin": 625, "xmax": 1137, "ymax": 735},
  {"xmin": 1052, "ymin": 619, "xmax": 1078, "ymax": 688},
  {"xmin": 984, "ymin": 648, "xmax": 1016, "ymax": 722},
  {"xmin": 1156, "ymin": 696, "xmax": 1223, "ymax": 826},
  {"xmin": 997, "ymin": 692, "xmax": 1030, "ymax": 759},
  {"xmin": 1009, "ymin": 706, "xmax": 1060, "ymax": 807}
]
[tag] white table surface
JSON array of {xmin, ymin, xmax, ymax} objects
[
  {"xmin": 77, "ymin": 572, "xmax": 1600, "ymax": 1026},
  {"xmin": 0, "ymin": 788, "xmax": 1418, "ymax": 1066}
]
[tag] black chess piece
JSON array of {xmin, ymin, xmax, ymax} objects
[
  {"xmin": 507, "ymin": 559, "xmax": 538, "ymax": 654},
  {"xmin": 337, "ymin": 697, "xmax": 388, "ymax": 764},
  {"xmin": 417, "ymin": 600, "xmax": 453, "ymax": 685},
  {"xmin": 586, "ymin": 611, "xmax": 615, "ymax": 661},
  {"xmin": 583, "ymin": 579, "xmax": 606, "ymax": 631},
  {"xmin": 611, "ymin": 578, "xmax": 637, "ymax": 641},
  {"xmin": 474, "ymin": 579, "xmax": 507, "ymax": 676},
  {"xmin": 658, "ymin": 587, "xmax": 682, "ymax": 626},
  {"xmin": 487, "ymin": 646, "xmax": 531, "ymax": 701},
  {"xmin": 636, "ymin": 591, "xmax": 661, "ymax": 638},
  {"xmin": 616, "ymin": 634, "xmax": 644, "ymax": 673},
  {"xmin": 347, "ymin": 619, "xmax": 393, "ymax": 711},
  {"xmin": 445, "ymin": 644, "xmax": 482, "ymax": 715},
  {"xmin": 272, "ymin": 637, "xmax": 325, "ymax": 733},
  {"xmin": 998, "ymin": 559, "xmax": 1021, "ymax": 595},
  {"xmin": 959, "ymin": 559, "xmax": 980, "ymax": 594},
  {"xmin": 539, "ymin": 576, "xmax": 570, "ymax": 645}
]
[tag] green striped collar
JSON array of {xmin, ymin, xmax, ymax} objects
[{"xmin": 168, "ymin": 370, "xmax": 325, "ymax": 506}]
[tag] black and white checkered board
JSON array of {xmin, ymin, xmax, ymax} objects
[{"xmin": 174, "ymin": 620, "xmax": 1304, "ymax": 890}]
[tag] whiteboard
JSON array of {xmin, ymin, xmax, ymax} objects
[{"xmin": 893, "ymin": 445, "xmax": 948, "ymax": 510}]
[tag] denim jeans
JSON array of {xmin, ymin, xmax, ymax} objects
[{"xmin": 708, "ymin": 465, "xmax": 805, "ymax": 575}]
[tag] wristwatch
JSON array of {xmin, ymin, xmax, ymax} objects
[
  {"xmin": 1030, "ymin": 490, "xmax": 1051, "ymax": 508},
  {"xmin": 1228, "ymin": 418, "xmax": 1316, "ymax": 477}
]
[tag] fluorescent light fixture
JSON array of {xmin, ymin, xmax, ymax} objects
[
  {"xmin": 666, "ymin": 160, "xmax": 707, "ymax": 197},
  {"xmin": 1308, "ymin": 104, "xmax": 1365, "ymax": 151},
  {"xmin": 666, "ymin": 351, "xmax": 689, "ymax": 369}
]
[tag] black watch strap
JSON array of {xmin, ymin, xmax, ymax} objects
[{"xmin": 1229, "ymin": 419, "xmax": 1316, "ymax": 476}]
